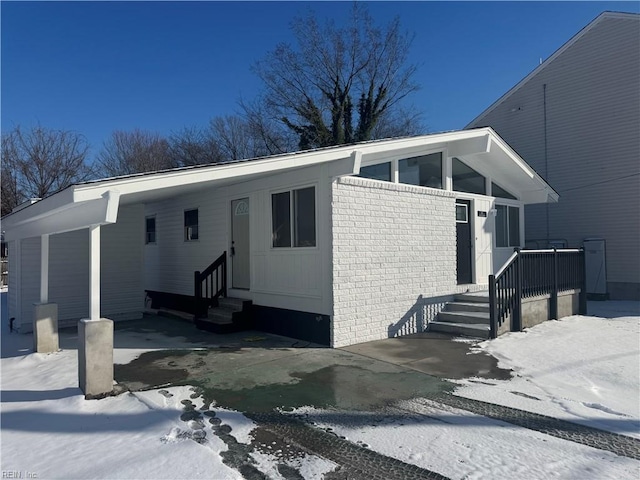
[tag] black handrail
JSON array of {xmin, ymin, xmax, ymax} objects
[
  {"xmin": 194, "ymin": 251, "xmax": 227, "ymax": 319},
  {"xmin": 489, "ymin": 248, "xmax": 586, "ymax": 338}
]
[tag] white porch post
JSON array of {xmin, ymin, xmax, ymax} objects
[
  {"xmin": 40, "ymin": 234, "xmax": 49, "ymax": 303},
  {"xmin": 78, "ymin": 224, "xmax": 114, "ymax": 398},
  {"xmin": 89, "ymin": 224, "xmax": 101, "ymax": 320},
  {"xmin": 33, "ymin": 234, "xmax": 59, "ymax": 353}
]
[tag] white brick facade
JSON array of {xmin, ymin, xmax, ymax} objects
[{"xmin": 331, "ymin": 176, "xmax": 457, "ymax": 347}]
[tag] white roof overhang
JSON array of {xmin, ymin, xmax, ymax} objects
[{"xmin": 1, "ymin": 127, "xmax": 556, "ymax": 241}]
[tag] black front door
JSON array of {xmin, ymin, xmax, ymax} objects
[{"xmin": 456, "ymin": 200, "xmax": 472, "ymax": 284}]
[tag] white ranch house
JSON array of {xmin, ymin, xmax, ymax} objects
[{"xmin": 4, "ymin": 128, "xmax": 558, "ymax": 359}]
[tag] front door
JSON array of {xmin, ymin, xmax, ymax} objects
[
  {"xmin": 231, "ymin": 198, "xmax": 250, "ymax": 289},
  {"xmin": 456, "ymin": 200, "xmax": 473, "ymax": 284}
]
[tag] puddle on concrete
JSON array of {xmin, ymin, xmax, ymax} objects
[{"xmin": 115, "ymin": 348, "xmax": 453, "ymax": 412}]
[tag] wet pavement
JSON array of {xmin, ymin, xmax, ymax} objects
[{"xmin": 113, "ymin": 315, "xmax": 640, "ymax": 478}]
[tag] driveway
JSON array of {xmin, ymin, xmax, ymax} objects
[{"xmin": 114, "ymin": 314, "xmax": 510, "ymax": 413}]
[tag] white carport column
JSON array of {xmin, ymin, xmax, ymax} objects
[
  {"xmin": 33, "ymin": 234, "xmax": 59, "ymax": 353},
  {"xmin": 78, "ymin": 224, "xmax": 114, "ymax": 398}
]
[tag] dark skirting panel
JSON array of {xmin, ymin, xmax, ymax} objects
[{"xmin": 251, "ymin": 305, "xmax": 330, "ymax": 346}]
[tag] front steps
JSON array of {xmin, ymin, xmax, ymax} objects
[
  {"xmin": 429, "ymin": 292, "xmax": 491, "ymax": 339},
  {"xmin": 195, "ymin": 297, "xmax": 253, "ymax": 334}
]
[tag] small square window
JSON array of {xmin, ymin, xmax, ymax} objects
[
  {"xmin": 145, "ymin": 216, "xmax": 156, "ymax": 244},
  {"xmin": 184, "ymin": 209, "xmax": 199, "ymax": 241},
  {"xmin": 455, "ymin": 204, "xmax": 468, "ymax": 223}
]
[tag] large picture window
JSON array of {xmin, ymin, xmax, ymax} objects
[
  {"xmin": 495, "ymin": 205, "xmax": 520, "ymax": 247},
  {"xmin": 272, "ymin": 186, "xmax": 316, "ymax": 248},
  {"xmin": 398, "ymin": 152, "xmax": 442, "ymax": 189},
  {"xmin": 452, "ymin": 158, "xmax": 486, "ymax": 195},
  {"xmin": 184, "ymin": 209, "xmax": 199, "ymax": 241}
]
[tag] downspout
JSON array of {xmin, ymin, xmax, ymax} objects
[{"xmin": 543, "ymin": 83, "xmax": 550, "ymax": 242}]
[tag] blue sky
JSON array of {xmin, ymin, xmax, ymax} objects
[{"xmin": 2, "ymin": 1, "xmax": 638, "ymax": 161}]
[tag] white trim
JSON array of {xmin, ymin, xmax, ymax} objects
[
  {"xmin": 40, "ymin": 234, "xmax": 49, "ymax": 304},
  {"xmin": 89, "ymin": 225, "xmax": 101, "ymax": 321},
  {"xmin": 269, "ymin": 183, "xmax": 319, "ymax": 251},
  {"xmin": 3, "ymin": 128, "xmax": 558, "ymax": 242}
]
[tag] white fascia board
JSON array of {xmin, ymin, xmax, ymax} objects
[
  {"xmin": 488, "ymin": 132, "xmax": 559, "ymax": 202},
  {"xmin": 71, "ymin": 130, "xmax": 493, "ymax": 203},
  {"xmin": 4, "ymin": 190, "xmax": 120, "ymax": 241},
  {"xmin": 2, "ymin": 187, "xmax": 75, "ymax": 228},
  {"xmin": 72, "ymin": 151, "xmax": 357, "ymax": 203}
]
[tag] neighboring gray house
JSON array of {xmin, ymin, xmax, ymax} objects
[
  {"xmin": 467, "ymin": 11, "xmax": 640, "ymax": 300},
  {"xmin": 3, "ymin": 128, "xmax": 559, "ymax": 347}
]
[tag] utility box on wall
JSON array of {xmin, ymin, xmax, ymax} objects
[{"xmin": 583, "ymin": 238, "xmax": 607, "ymax": 299}]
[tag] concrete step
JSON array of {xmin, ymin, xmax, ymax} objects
[
  {"xmin": 206, "ymin": 307, "xmax": 236, "ymax": 324},
  {"xmin": 455, "ymin": 292, "xmax": 490, "ymax": 304},
  {"xmin": 217, "ymin": 297, "xmax": 251, "ymax": 310},
  {"xmin": 437, "ymin": 311, "xmax": 490, "ymax": 325},
  {"xmin": 428, "ymin": 321, "xmax": 490, "ymax": 339},
  {"xmin": 444, "ymin": 301, "xmax": 490, "ymax": 313}
]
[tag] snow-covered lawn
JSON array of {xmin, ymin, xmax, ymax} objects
[
  {"xmin": 290, "ymin": 303, "xmax": 640, "ymax": 479},
  {"xmin": 1, "ymin": 288, "xmax": 639, "ymax": 479}
]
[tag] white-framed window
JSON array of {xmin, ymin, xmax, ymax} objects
[
  {"xmin": 452, "ymin": 158, "xmax": 486, "ymax": 195},
  {"xmin": 272, "ymin": 186, "xmax": 316, "ymax": 248},
  {"xmin": 455, "ymin": 203, "xmax": 468, "ymax": 223},
  {"xmin": 145, "ymin": 216, "xmax": 156, "ymax": 244},
  {"xmin": 184, "ymin": 209, "xmax": 199, "ymax": 241},
  {"xmin": 495, "ymin": 205, "xmax": 520, "ymax": 247},
  {"xmin": 358, "ymin": 162, "xmax": 392, "ymax": 182},
  {"xmin": 398, "ymin": 152, "xmax": 443, "ymax": 189},
  {"xmin": 491, "ymin": 182, "xmax": 517, "ymax": 200}
]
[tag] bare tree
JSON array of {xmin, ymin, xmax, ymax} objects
[
  {"xmin": 169, "ymin": 126, "xmax": 223, "ymax": 167},
  {"xmin": 96, "ymin": 129, "xmax": 174, "ymax": 177},
  {"xmin": 1, "ymin": 125, "xmax": 92, "ymax": 216},
  {"xmin": 251, "ymin": 4, "xmax": 422, "ymax": 150}
]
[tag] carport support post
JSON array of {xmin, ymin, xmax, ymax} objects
[
  {"xmin": 78, "ymin": 224, "xmax": 114, "ymax": 398},
  {"xmin": 33, "ymin": 234, "xmax": 59, "ymax": 353}
]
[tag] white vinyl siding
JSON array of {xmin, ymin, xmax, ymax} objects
[
  {"xmin": 144, "ymin": 163, "xmax": 331, "ymax": 315},
  {"xmin": 11, "ymin": 205, "xmax": 144, "ymax": 331}
]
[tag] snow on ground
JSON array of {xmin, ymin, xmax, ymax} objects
[
  {"xmin": 292, "ymin": 399, "xmax": 640, "ymax": 480},
  {"xmin": 2, "ymin": 287, "xmax": 639, "ymax": 480},
  {"xmin": 287, "ymin": 302, "xmax": 640, "ymax": 479},
  {"xmin": 454, "ymin": 302, "xmax": 640, "ymax": 439}
]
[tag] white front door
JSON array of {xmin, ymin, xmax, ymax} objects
[{"xmin": 231, "ymin": 198, "xmax": 250, "ymax": 289}]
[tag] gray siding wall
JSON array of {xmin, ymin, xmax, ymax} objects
[
  {"xmin": 12, "ymin": 204, "xmax": 144, "ymax": 332},
  {"xmin": 331, "ymin": 177, "xmax": 457, "ymax": 347},
  {"xmin": 468, "ymin": 15, "xmax": 640, "ymax": 299}
]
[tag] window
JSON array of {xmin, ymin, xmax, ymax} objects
[
  {"xmin": 398, "ymin": 152, "xmax": 442, "ymax": 189},
  {"xmin": 145, "ymin": 216, "xmax": 156, "ymax": 244},
  {"xmin": 455, "ymin": 204, "xmax": 468, "ymax": 223},
  {"xmin": 495, "ymin": 205, "xmax": 520, "ymax": 247},
  {"xmin": 358, "ymin": 162, "xmax": 391, "ymax": 182},
  {"xmin": 184, "ymin": 209, "xmax": 199, "ymax": 241},
  {"xmin": 272, "ymin": 186, "xmax": 316, "ymax": 248},
  {"xmin": 452, "ymin": 158, "xmax": 486, "ymax": 195},
  {"xmin": 491, "ymin": 182, "xmax": 517, "ymax": 200}
]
